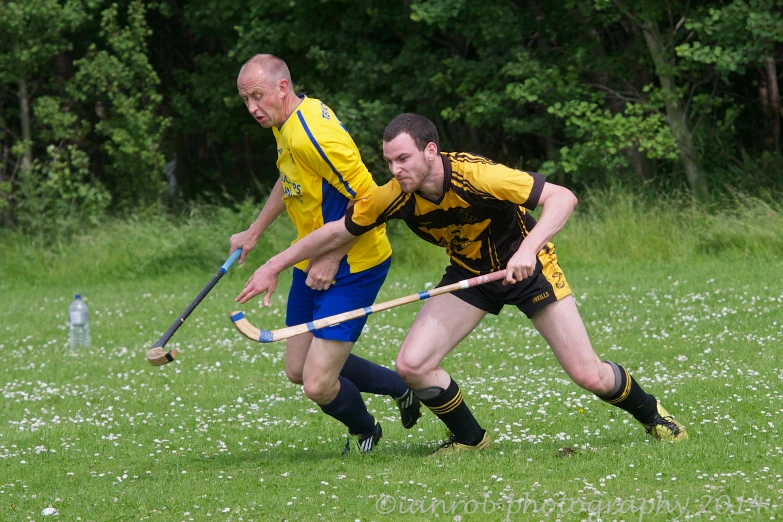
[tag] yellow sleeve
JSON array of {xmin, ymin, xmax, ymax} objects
[
  {"xmin": 470, "ymin": 163, "xmax": 546, "ymax": 209},
  {"xmin": 345, "ymin": 180, "xmax": 407, "ymax": 235}
]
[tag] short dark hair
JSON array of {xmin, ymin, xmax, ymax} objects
[{"xmin": 383, "ymin": 113, "xmax": 440, "ymax": 152}]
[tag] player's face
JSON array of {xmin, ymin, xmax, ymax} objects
[
  {"xmin": 383, "ymin": 133, "xmax": 431, "ymax": 193},
  {"xmin": 237, "ymin": 68, "xmax": 285, "ymax": 128}
]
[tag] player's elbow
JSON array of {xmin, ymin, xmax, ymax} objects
[
  {"xmin": 551, "ymin": 185, "xmax": 577, "ymax": 213},
  {"xmin": 541, "ymin": 182, "xmax": 578, "ymax": 213},
  {"xmin": 565, "ymin": 188, "xmax": 578, "ymax": 212}
]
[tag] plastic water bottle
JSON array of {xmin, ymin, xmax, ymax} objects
[{"xmin": 68, "ymin": 294, "xmax": 90, "ymax": 348}]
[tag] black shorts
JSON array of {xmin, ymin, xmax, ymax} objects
[{"xmin": 436, "ymin": 243, "xmax": 572, "ymax": 318}]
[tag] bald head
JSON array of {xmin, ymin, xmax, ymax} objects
[
  {"xmin": 238, "ymin": 54, "xmax": 292, "ymax": 85},
  {"xmin": 237, "ymin": 54, "xmax": 299, "ymax": 128}
]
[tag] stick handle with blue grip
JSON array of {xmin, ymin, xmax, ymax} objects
[
  {"xmin": 231, "ymin": 269, "xmax": 507, "ymax": 344},
  {"xmin": 146, "ymin": 248, "xmax": 243, "ymax": 366}
]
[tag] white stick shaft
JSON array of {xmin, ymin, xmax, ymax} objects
[{"xmin": 231, "ymin": 269, "xmax": 506, "ymax": 343}]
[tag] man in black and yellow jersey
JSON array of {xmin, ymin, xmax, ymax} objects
[
  {"xmin": 230, "ymin": 55, "xmax": 420, "ymax": 455},
  {"xmin": 238, "ymin": 112, "xmax": 688, "ymax": 455}
]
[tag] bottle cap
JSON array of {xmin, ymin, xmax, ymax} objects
[{"xmin": 75, "ymin": 294, "xmax": 81, "ymax": 299}]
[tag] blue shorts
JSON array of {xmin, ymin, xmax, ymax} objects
[{"xmin": 286, "ymin": 256, "xmax": 391, "ymax": 342}]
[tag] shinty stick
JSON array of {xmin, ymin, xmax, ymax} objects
[
  {"xmin": 231, "ymin": 269, "xmax": 507, "ymax": 343},
  {"xmin": 146, "ymin": 248, "xmax": 242, "ymax": 366}
]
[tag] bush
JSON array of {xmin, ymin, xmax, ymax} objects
[
  {"xmin": 555, "ymin": 187, "xmax": 783, "ymax": 265},
  {"xmin": 2, "ymin": 189, "xmax": 781, "ymax": 290},
  {"xmin": 12, "ymin": 144, "xmax": 111, "ymax": 237}
]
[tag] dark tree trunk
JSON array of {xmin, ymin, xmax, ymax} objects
[
  {"xmin": 759, "ymin": 56, "xmax": 780, "ymax": 153},
  {"xmin": 640, "ymin": 20, "xmax": 708, "ymax": 200},
  {"xmin": 18, "ymin": 77, "xmax": 33, "ymax": 173}
]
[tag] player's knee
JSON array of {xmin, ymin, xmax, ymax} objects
[
  {"xmin": 395, "ymin": 353, "xmax": 430, "ymax": 383},
  {"xmin": 302, "ymin": 376, "xmax": 337, "ymax": 404},
  {"xmin": 394, "ymin": 354, "xmax": 413, "ymax": 381},
  {"xmin": 285, "ymin": 366, "xmax": 304, "ymax": 385},
  {"xmin": 570, "ymin": 370, "xmax": 604, "ymax": 393}
]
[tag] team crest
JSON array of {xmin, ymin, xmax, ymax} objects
[
  {"xmin": 457, "ymin": 208, "xmax": 480, "ymax": 224},
  {"xmin": 438, "ymin": 225, "xmax": 472, "ymax": 253}
]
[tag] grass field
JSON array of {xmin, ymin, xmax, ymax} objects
[{"xmin": 1, "ymin": 250, "xmax": 781, "ymax": 521}]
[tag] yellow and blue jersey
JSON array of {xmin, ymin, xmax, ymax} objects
[{"xmin": 272, "ymin": 96, "xmax": 391, "ymax": 273}]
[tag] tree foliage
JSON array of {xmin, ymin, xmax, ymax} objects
[
  {"xmin": 1, "ymin": 0, "xmax": 782, "ymax": 231},
  {"xmin": 71, "ymin": 0, "xmax": 170, "ymax": 208}
]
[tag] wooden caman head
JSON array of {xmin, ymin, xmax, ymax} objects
[
  {"xmin": 146, "ymin": 347, "xmax": 178, "ymax": 366},
  {"xmin": 144, "ymin": 249, "xmax": 243, "ymax": 367}
]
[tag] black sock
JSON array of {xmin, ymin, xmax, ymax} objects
[
  {"xmin": 318, "ymin": 376, "xmax": 376, "ymax": 435},
  {"xmin": 415, "ymin": 379, "xmax": 484, "ymax": 445},
  {"xmin": 341, "ymin": 353, "xmax": 409, "ymax": 398},
  {"xmin": 597, "ymin": 361, "xmax": 658, "ymax": 424}
]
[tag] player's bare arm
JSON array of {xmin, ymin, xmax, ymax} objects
[
  {"xmin": 230, "ymin": 178, "xmax": 286, "ymax": 265},
  {"xmin": 504, "ymin": 182, "xmax": 578, "ymax": 285},
  {"xmin": 235, "ymin": 219, "xmax": 356, "ymax": 305},
  {"xmin": 303, "ymin": 201, "xmax": 361, "ymax": 291}
]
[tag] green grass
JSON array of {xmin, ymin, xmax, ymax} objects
[
  {"xmin": 1, "ymin": 191, "xmax": 782, "ymax": 520},
  {"xmin": 1, "ymin": 256, "xmax": 781, "ymax": 521}
]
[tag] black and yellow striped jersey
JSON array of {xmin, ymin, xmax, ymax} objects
[{"xmin": 345, "ymin": 152, "xmax": 546, "ymax": 275}]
